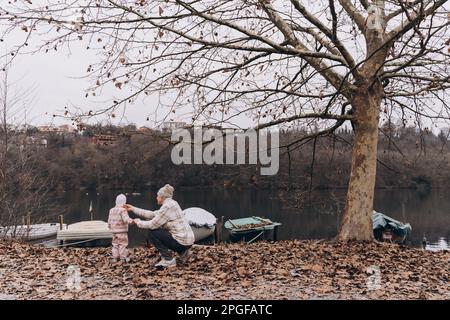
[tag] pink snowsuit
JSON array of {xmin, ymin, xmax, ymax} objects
[{"xmin": 108, "ymin": 194, "xmax": 133, "ymax": 259}]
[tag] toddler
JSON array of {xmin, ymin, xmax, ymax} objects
[{"xmin": 108, "ymin": 194, "xmax": 134, "ymax": 262}]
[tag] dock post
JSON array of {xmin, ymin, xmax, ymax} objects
[
  {"xmin": 59, "ymin": 215, "xmax": 64, "ymax": 230},
  {"xmin": 215, "ymin": 216, "xmax": 224, "ymax": 244},
  {"xmin": 26, "ymin": 214, "xmax": 31, "ymax": 240},
  {"xmin": 214, "ymin": 218, "xmax": 219, "ymax": 244},
  {"xmin": 273, "ymin": 226, "xmax": 279, "ymax": 242}
]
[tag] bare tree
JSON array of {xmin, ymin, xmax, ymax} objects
[
  {"xmin": 0, "ymin": 65, "xmax": 58, "ymax": 237},
  {"xmin": 1, "ymin": 0, "xmax": 448, "ymax": 240}
]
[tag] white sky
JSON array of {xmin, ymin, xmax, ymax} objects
[
  {"xmin": 4, "ymin": 42, "xmax": 169, "ymax": 128},
  {"xmin": 4, "ymin": 44, "xmax": 257, "ymax": 129},
  {"xmin": 1, "ymin": 1, "xmax": 448, "ymax": 133}
]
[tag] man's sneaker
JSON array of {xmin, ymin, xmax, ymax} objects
[
  {"xmin": 154, "ymin": 258, "xmax": 176, "ymax": 268},
  {"xmin": 111, "ymin": 258, "xmax": 119, "ymax": 263},
  {"xmin": 121, "ymin": 257, "xmax": 131, "ymax": 263},
  {"xmin": 178, "ymin": 249, "xmax": 191, "ymax": 264}
]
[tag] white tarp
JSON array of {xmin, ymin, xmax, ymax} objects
[{"xmin": 183, "ymin": 207, "xmax": 216, "ymax": 228}]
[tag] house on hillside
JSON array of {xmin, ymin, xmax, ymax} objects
[
  {"xmin": 19, "ymin": 136, "xmax": 48, "ymax": 149},
  {"xmin": 57, "ymin": 125, "xmax": 76, "ymax": 134},
  {"xmin": 38, "ymin": 125, "xmax": 58, "ymax": 133},
  {"xmin": 92, "ymin": 134, "xmax": 117, "ymax": 146},
  {"xmin": 37, "ymin": 124, "xmax": 77, "ymax": 135},
  {"xmin": 138, "ymin": 126, "xmax": 154, "ymax": 133}
]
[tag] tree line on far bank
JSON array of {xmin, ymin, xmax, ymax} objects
[{"xmin": 19, "ymin": 123, "xmax": 450, "ymax": 193}]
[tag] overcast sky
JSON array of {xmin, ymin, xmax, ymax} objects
[
  {"xmin": 3, "ymin": 41, "xmax": 168, "ymax": 128},
  {"xmin": 2, "ymin": 25, "xmax": 259, "ymax": 130},
  {"xmin": 4, "ymin": 46, "xmax": 260, "ymax": 129},
  {"xmin": 1, "ymin": 2, "xmax": 448, "ymax": 133}
]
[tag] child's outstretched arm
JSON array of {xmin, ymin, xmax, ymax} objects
[{"xmin": 120, "ymin": 209, "xmax": 134, "ymax": 224}]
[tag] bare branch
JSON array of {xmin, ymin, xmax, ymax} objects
[{"xmin": 337, "ymin": 0, "xmax": 367, "ymax": 33}]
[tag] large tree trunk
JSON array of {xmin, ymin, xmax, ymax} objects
[
  {"xmin": 338, "ymin": 10, "xmax": 389, "ymax": 240},
  {"xmin": 338, "ymin": 83, "xmax": 382, "ymax": 241}
]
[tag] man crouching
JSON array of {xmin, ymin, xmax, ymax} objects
[{"xmin": 124, "ymin": 184, "xmax": 194, "ymax": 268}]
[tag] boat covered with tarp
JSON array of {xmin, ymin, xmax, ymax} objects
[
  {"xmin": 373, "ymin": 210, "xmax": 412, "ymax": 243},
  {"xmin": 183, "ymin": 207, "xmax": 216, "ymax": 242}
]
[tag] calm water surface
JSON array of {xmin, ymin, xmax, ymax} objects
[{"xmin": 52, "ymin": 188, "xmax": 450, "ymax": 250}]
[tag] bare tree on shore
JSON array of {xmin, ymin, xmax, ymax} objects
[
  {"xmin": 0, "ymin": 66, "xmax": 58, "ymax": 236},
  {"xmin": 0, "ymin": 0, "xmax": 448, "ymax": 240}
]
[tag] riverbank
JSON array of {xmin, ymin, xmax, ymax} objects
[{"xmin": 0, "ymin": 240, "xmax": 448, "ymax": 300}]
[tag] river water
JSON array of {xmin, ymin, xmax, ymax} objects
[{"xmin": 52, "ymin": 188, "xmax": 449, "ymax": 250}]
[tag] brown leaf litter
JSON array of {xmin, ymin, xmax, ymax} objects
[{"xmin": 0, "ymin": 240, "xmax": 448, "ymax": 300}]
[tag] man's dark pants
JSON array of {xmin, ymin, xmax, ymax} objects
[{"xmin": 147, "ymin": 229, "xmax": 191, "ymax": 260}]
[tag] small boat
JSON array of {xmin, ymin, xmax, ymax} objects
[
  {"xmin": 183, "ymin": 207, "xmax": 216, "ymax": 242},
  {"xmin": 0, "ymin": 223, "xmax": 67, "ymax": 241},
  {"xmin": 373, "ymin": 211, "xmax": 412, "ymax": 244},
  {"xmin": 224, "ymin": 216, "xmax": 281, "ymax": 243},
  {"xmin": 57, "ymin": 220, "xmax": 112, "ymax": 246}
]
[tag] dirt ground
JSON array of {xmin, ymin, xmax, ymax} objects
[{"xmin": 0, "ymin": 239, "xmax": 448, "ymax": 300}]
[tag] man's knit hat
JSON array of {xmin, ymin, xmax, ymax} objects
[{"xmin": 157, "ymin": 184, "xmax": 174, "ymax": 198}]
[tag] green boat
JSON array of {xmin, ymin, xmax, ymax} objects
[
  {"xmin": 224, "ymin": 216, "xmax": 281, "ymax": 243},
  {"xmin": 373, "ymin": 211, "xmax": 412, "ymax": 244}
]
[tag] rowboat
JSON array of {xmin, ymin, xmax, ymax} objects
[
  {"xmin": 57, "ymin": 220, "xmax": 112, "ymax": 246},
  {"xmin": 183, "ymin": 207, "xmax": 216, "ymax": 242},
  {"xmin": 0, "ymin": 223, "xmax": 67, "ymax": 241},
  {"xmin": 224, "ymin": 216, "xmax": 281, "ymax": 243}
]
